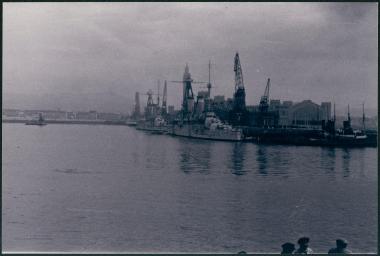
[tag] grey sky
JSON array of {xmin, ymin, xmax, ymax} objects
[{"xmin": 3, "ymin": 2, "xmax": 378, "ymax": 113}]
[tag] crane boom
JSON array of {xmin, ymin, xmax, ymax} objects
[
  {"xmin": 264, "ymin": 78, "xmax": 270, "ymax": 99},
  {"xmin": 259, "ymin": 78, "xmax": 270, "ymax": 112}
]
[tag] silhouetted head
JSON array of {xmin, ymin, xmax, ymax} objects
[
  {"xmin": 281, "ymin": 242, "xmax": 295, "ymax": 254},
  {"xmin": 336, "ymin": 239, "xmax": 348, "ymax": 249},
  {"xmin": 298, "ymin": 237, "xmax": 310, "ymax": 248},
  {"xmin": 237, "ymin": 250, "xmax": 247, "ymax": 255}
]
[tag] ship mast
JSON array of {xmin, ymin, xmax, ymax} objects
[
  {"xmin": 362, "ymin": 102, "xmax": 366, "ymax": 131},
  {"xmin": 333, "ymin": 102, "xmax": 336, "ymax": 122},
  {"xmin": 207, "ymin": 60, "xmax": 212, "ymax": 98},
  {"xmin": 162, "ymin": 80, "xmax": 167, "ymax": 115},
  {"xmin": 157, "ymin": 80, "xmax": 161, "ymax": 107}
]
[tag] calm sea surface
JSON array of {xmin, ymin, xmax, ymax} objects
[{"xmin": 2, "ymin": 123, "xmax": 377, "ymax": 253}]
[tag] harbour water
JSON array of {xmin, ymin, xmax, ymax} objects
[{"xmin": 2, "ymin": 123, "xmax": 377, "ymax": 253}]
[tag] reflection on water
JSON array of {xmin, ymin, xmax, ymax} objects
[
  {"xmin": 342, "ymin": 148, "xmax": 351, "ymax": 177},
  {"xmin": 270, "ymin": 147, "xmax": 290, "ymax": 176},
  {"xmin": 256, "ymin": 146, "xmax": 268, "ymax": 176},
  {"xmin": 230, "ymin": 143, "xmax": 247, "ymax": 176},
  {"xmin": 179, "ymin": 140, "xmax": 211, "ymax": 174},
  {"xmin": 320, "ymin": 148, "xmax": 336, "ymax": 175},
  {"xmin": 2, "ymin": 124, "xmax": 377, "ymax": 253}
]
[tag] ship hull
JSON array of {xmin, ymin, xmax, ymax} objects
[
  {"xmin": 170, "ymin": 124, "xmax": 244, "ymax": 142},
  {"xmin": 25, "ymin": 121, "xmax": 47, "ymax": 126},
  {"xmin": 244, "ymin": 128, "xmax": 376, "ymax": 147},
  {"xmin": 136, "ymin": 123, "xmax": 168, "ymax": 134}
]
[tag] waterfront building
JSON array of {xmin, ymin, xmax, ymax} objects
[
  {"xmin": 213, "ymin": 95, "xmax": 225, "ymax": 104},
  {"xmin": 23, "ymin": 110, "xmax": 67, "ymax": 120},
  {"xmin": 2, "ymin": 109, "xmax": 23, "ymax": 118},
  {"xmin": 168, "ymin": 106, "xmax": 175, "ymax": 115},
  {"xmin": 198, "ymin": 91, "xmax": 209, "ymax": 99},
  {"xmin": 97, "ymin": 112, "xmax": 122, "ymax": 121},
  {"xmin": 288, "ymin": 100, "xmax": 322, "ymax": 128},
  {"xmin": 248, "ymin": 107, "xmax": 279, "ymax": 127},
  {"xmin": 76, "ymin": 111, "xmax": 97, "ymax": 120},
  {"xmin": 246, "ymin": 105, "xmax": 259, "ymax": 112},
  {"xmin": 320, "ymin": 102, "xmax": 332, "ymax": 121},
  {"xmin": 66, "ymin": 111, "xmax": 76, "ymax": 119},
  {"xmin": 269, "ymin": 99, "xmax": 281, "ymax": 111},
  {"xmin": 278, "ymin": 104, "xmax": 291, "ymax": 127},
  {"xmin": 283, "ymin": 101, "xmax": 293, "ymax": 107}
]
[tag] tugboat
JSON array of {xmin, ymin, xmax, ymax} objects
[
  {"xmin": 25, "ymin": 113, "xmax": 47, "ymax": 126},
  {"xmin": 333, "ymin": 105, "xmax": 368, "ymax": 145},
  {"xmin": 318, "ymin": 104, "xmax": 375, "ymax": 147}
]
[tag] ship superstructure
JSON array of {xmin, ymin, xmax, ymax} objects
[
  {"xmin": 170, "ymin": 62, "xmax": 244, "ymax": 141},
  {"xmin": 136, "ymin": 82, "xmax": 168, "ymax": 133}
]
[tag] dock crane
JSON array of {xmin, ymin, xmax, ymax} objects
[
  {"xmin": 145, "ymin": 89, "xmax": 155, "ymax": 107},
  {"xmin": 140, "ymin": 89, "xmax": 161, "ymax": 119},
  {"xmin": 259, "ymin": 78, "xmax": 271, "ymax": 113},
  {"xmin": 170, "ymin": 64, "xmax": 207, "ymax": 119},
  {"xmin": 233, "ymin": 52, "xmax": 246, "ymax": 112},
  {"xmin": 229, "ymin": 52, "xmax": 249, "ymax": 126}
]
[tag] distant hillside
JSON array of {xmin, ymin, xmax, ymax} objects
[{"xmin": 3, "ymin": 92, "xmax": 134, "ymax": 114}]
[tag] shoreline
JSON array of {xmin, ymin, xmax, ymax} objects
[{"xmin": 2, "ymin": 119, "xmax": 128, "ymax": 126}]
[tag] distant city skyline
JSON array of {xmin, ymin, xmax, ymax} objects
[
  {"xmin": 3, "ymin": 96, "xmax": 377, "ymax": 118},
  {"xmin": 4, "ymin": 3, "xmax": 378, "ymax": 113}
]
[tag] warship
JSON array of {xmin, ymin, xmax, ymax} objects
[
  {"xmin": 136, "ymin": 82, "xmax": 169, "ymax": 134},
  {"xmin": 25, "ymin": 113, "xmax": 47, "ymax": 126},
  {"xmin": 171, "ymin": 112, "xmax": 244, "ymax": 141},
  {"xmin": 169, "ymin": 62, "xmax": 244, "ymax": 142}
]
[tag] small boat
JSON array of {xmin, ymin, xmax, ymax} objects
[
  {"xmin": 126, "ymin": 120, "xmax": 137, "ymax": 126},
  {"xmin": 25, "ymin": 113, "xmax": 47, "ymax": 126}
]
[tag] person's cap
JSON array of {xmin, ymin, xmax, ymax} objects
[
  {"xmin": 298, "ymin": 237, "xmax": 310, "ymax": 245},
  {"xmin": 336, "ymin": 239, "xmax": 348, "ymax": 246},
  {"xmin": 281, "ymin": 242, "xmax": 295, "ymax": 250}
]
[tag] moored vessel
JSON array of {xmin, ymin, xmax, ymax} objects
[
  {"xmin": 25, "ymin": 113, "xmax": 47, "ymax": 126},
  {"xmin": 171, "ymin": 112, "xmax": 244, "ymax": 141},
  {"xmin": 137, "ymin": 116, "xmax": 168, "ymax": 134},
  {"xmin": 169, "ymin": 63, "xmax": 244, "ymax": 142}
]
